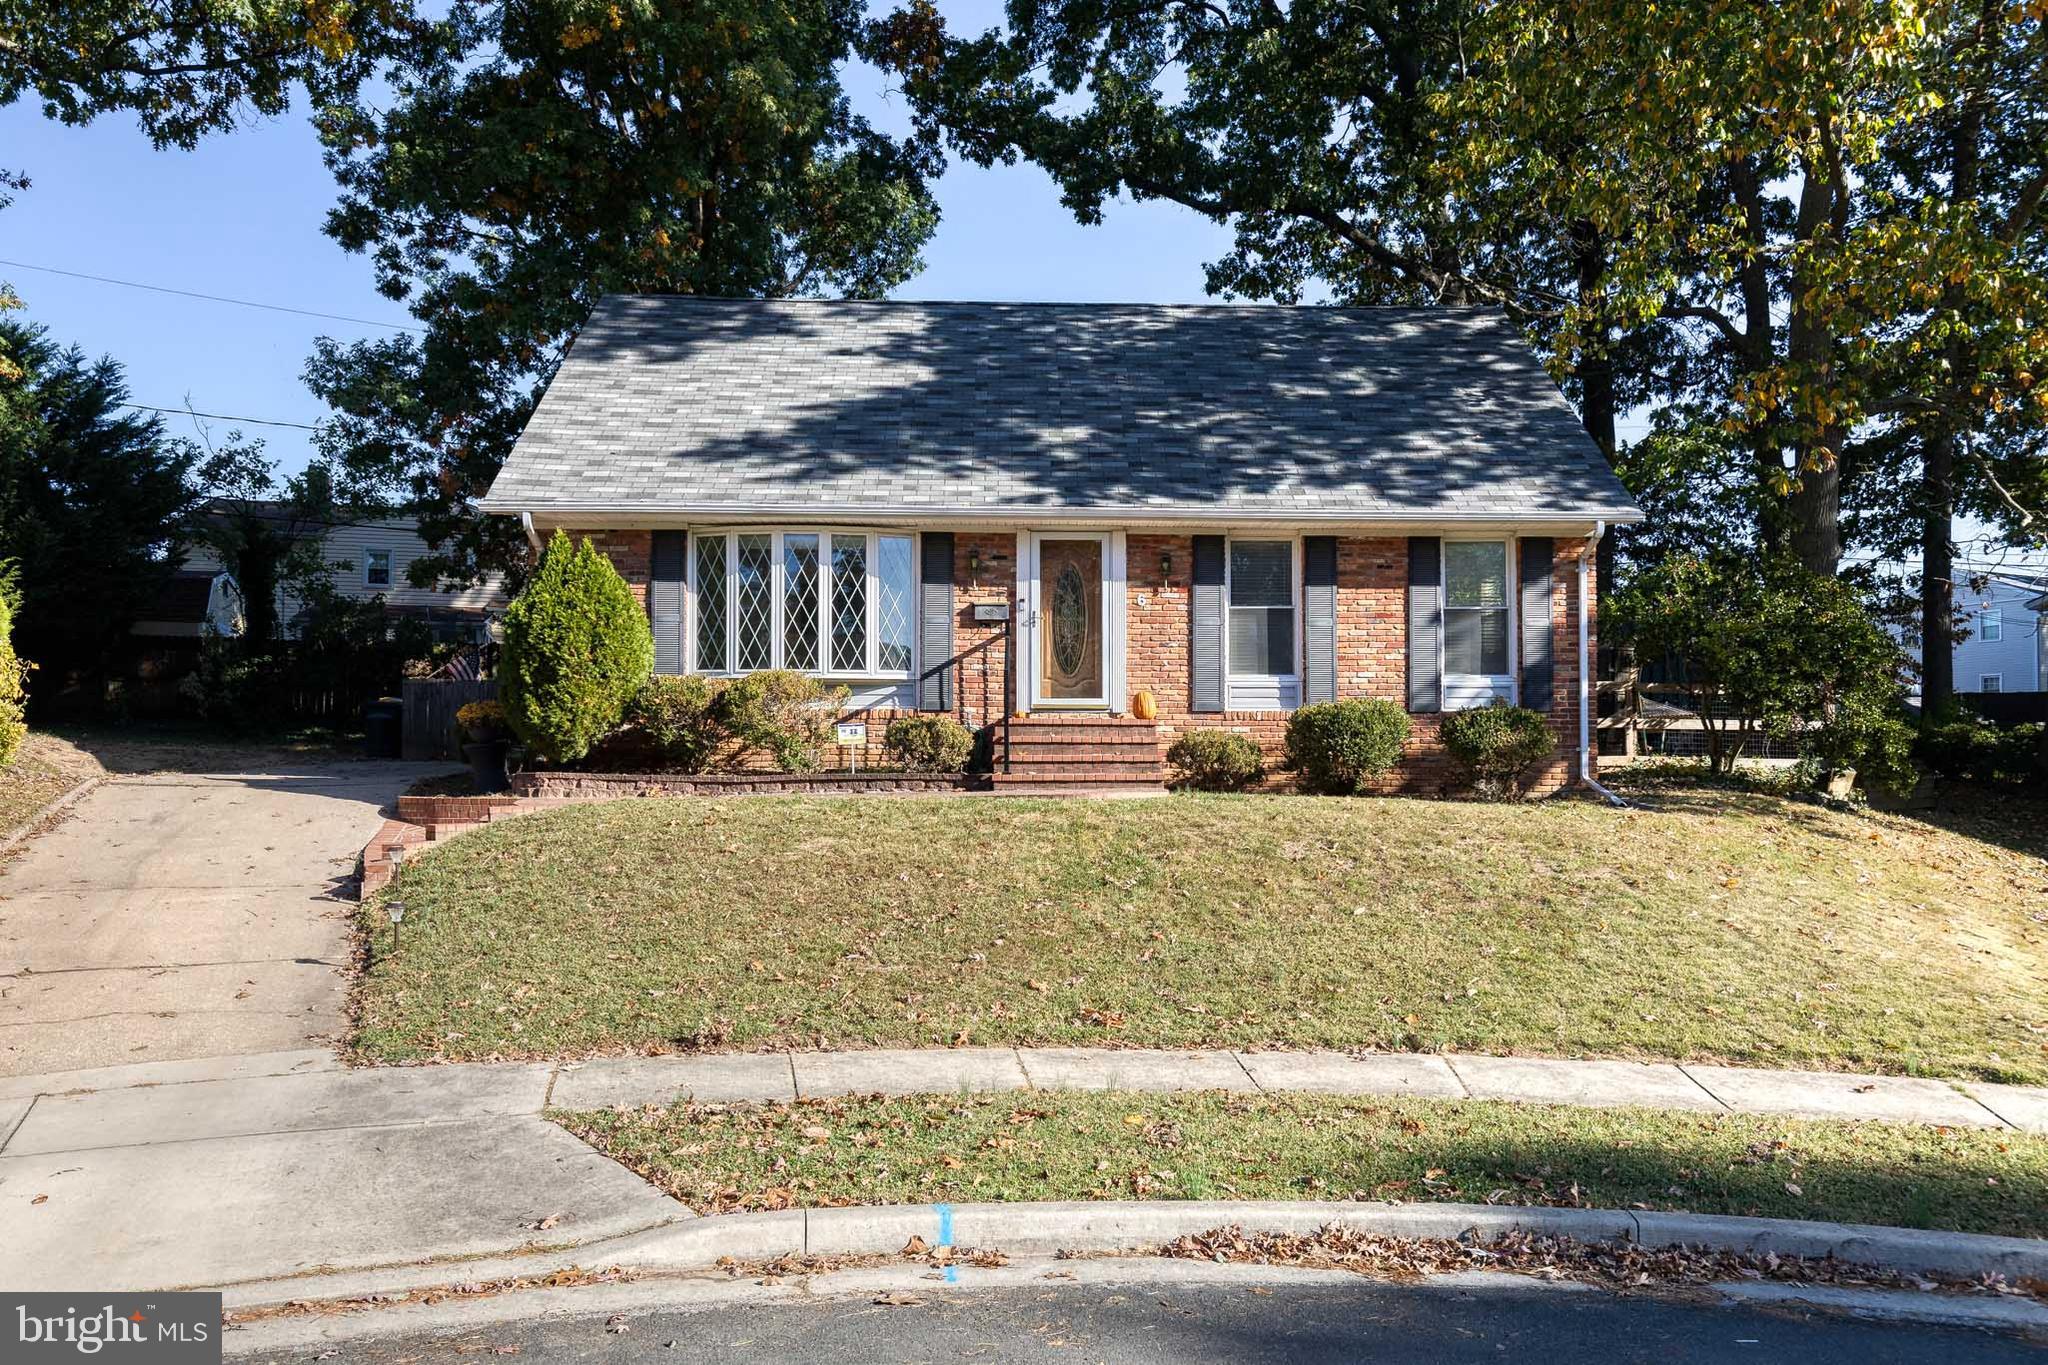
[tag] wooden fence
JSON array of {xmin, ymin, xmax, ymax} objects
[{"xmin": 401, "ymin": 679, "xmax": 499, "ymax": 761}]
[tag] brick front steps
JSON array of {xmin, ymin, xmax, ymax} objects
[{"xmin": 996, "ymin": 715, "xmax": 1166, "ymax": 790}]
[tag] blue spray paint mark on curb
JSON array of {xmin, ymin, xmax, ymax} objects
[{"xmin": 935, "ymin": 1203, "xmax": 958, "ymax": 1282}]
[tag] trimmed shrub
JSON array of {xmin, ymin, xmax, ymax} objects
[
  {"xmin": 1916, "ymin": 715, "xmax": 2044, "ymax": 788},
  {"xmin": 628, "ymin": 676, "xmax": 724, "ymax": 773},
  {"xmin": 717, "ymin": 669, "xmax": 850, "ymax": 772},
  {"xmin": 884, "ymin": 715, "xmax": 974, "ymax": 772},
  {"xmin": 500, "ymin": 532, "xmax": 655, "ymax": 764},
  {"xmin": 0, "ymin": 568, "xmax": 27, "ymax": 767},
  {"xmin": 1440, "ymin": 702, "xmax": 1555, "ymax": 800},
  {"xmin": 1166, "ymin": 729, "xmax": 1266, "ymax": 791},
  {"xmin": 1284, "ymin": 699, "xmax": 1410, "ymax": 794}
]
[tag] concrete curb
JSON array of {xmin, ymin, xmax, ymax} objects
[
  {"xmin": 0, "ymin": 773, "xmax": 102, "ymax": 860},
  {"xmin": 220, "ymin": 1198, "xmax": 2048, "ymax": 1313}
]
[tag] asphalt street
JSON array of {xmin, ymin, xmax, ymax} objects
[{"xmin": 255, "ymin": 1276, "xmax": 2044, "ymax": 1364}]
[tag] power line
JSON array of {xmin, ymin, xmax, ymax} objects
[
  {"xmin": 122, "ymin": 403, "xmax": 321, "ymax": 431},
  {"xmin": 0, "ymin": 258, "xmax": 427, "ymax": 334}
]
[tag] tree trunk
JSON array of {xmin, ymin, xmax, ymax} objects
[
  {"xmin": 1918, "ymin": 5, "xmax": 1988, "ymax": 721},
  {"xmin": 1784, "ymin": 153, "xmax": 1844, "ymax": 574},
  {"xmin": 1920, "ymin": 428, "xmax": 1956, "ymax": 716}
]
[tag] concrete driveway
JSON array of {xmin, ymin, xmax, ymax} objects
[{"xmin": 0, "ymin": 759, "xmax": 435, "ymax": 1076}]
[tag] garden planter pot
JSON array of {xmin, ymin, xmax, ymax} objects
[{"xmin": 464, "ymin": 739, "xmax": 511, "ymax": 794}]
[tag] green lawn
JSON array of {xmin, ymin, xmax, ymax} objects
[
  {"xmin": 353, "ymin": 788, "xmax": 2048, "ymax": 1082},
  {"xmin": 558, "ymin": 1090, "xmax": 2048, "ymax": 1239}
]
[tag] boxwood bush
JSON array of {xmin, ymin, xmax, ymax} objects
[
  {"xmin": 1440, "ymin": 701, "xmax": 1555, "ymax": 800},
  {"xmin": 717, "ymin": 669, "xmax": 849, "ymax": 772},
  {"xmin": 1165, "ymin": 729, "xmax": 1266, "ymax": 791},
  {"xmin": 1284, "ymin": 699, "xmax": 1410, "ymax": 794},
  {"xmin": 884, "ymin": 715, "xmax": 974, "ymax": 772},
  {"xmin": 628, "ymin": 675, "xmax": 724, "ymax": 773},
  {"xmin": 500, "ymin": 531, "xmax": 654, "ymax": 764}
]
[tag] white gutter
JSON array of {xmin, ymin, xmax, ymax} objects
[
  {"xmin": 1578, "ymin": 522, "xmax": 1627, "ymax": 807},
  {"xmin": 520, "ymin": 511, "xmax": 543, "ymax": 554},
  {"xmin": 481, "ymin": 499, "xmax": 1643, "ymax": 529}
]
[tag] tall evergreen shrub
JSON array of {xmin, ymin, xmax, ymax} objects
[{"xmin": 499, "ymin": 532, "xmax": 653, "ymax": 764}]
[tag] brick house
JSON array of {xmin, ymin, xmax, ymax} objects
[{"xmin": 479, "ymin": 298, "xmax": 1642, "ymax": 792}]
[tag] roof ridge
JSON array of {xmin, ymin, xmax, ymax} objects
[{"xmin": 593, "ymin": 295, "xmax": 1505, "ymax": 315}]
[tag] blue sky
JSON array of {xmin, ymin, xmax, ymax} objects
[{"xmin": 0, "ymin": 11, "xmax": 1232, "ymax": 478}]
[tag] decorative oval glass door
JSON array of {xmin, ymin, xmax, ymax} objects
[{"xmin": 1037, "ymin": 538, "xmax": 1104, "ymax": 702}]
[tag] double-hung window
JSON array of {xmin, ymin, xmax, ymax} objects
[
  {"xmin": 1227, "ymin": 539, "xmax": 1298, "ymax": 709},
  {"xmin": 364, "ymin": 548, "xmax": 392, "ymax": 588},
  {"xmin": 1442, "ymin": 540, "xmax": 1512, "ymax": 709},
  {"xmin": 1982, "ymin": 608, "xmax": 2003, "ymax": 643},
  {"xmin": 690, "ymin": 530, "xmax": 915, "ymax": 677}
]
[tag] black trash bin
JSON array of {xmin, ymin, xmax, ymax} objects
[{"xmin": 363, "ymin": 697, "xmax": 403, "ymax": 759}]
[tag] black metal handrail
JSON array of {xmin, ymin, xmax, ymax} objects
[{"xmin": 910, "ymin": 616, "xmax": 1014, "ymax": 774}]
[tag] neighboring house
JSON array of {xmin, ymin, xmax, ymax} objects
[
  {"xmin": 1951, "ymin": 574, "xmax": 2048, "ymax": 694},
  {"xmin": 178, "ymin": 506, "xmax": 511, "ymax": 644},
  {"xmin": 478, "ymin": 298, "xmax": 1643, "ymax": 790},
  {"xmin": 1899, "ymin": 571, "xmax": 2048, "ymax": 697}
]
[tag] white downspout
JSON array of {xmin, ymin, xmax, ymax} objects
[
  {"xmin": 520, "ymin": 511, "xmax": 543, "ymax": 555},
  {"xmin": 1579, "ymin": 522, "xmax": 1627, "ymax": 807}
]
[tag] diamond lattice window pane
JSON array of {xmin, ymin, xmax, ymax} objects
[
  {"xmin": 735, "ymin": 534, "xmax": 774, "ymax": 670},
  {"xmin": 783, "ymin": 534, "xmax": 821, "ymax": 670},
  {"xmin": 831, "ymin": 534, "xmax": 869, "ymax": 671},
  {"xmin": 875, "ymin": 535, "xmax": 914, "ymax": 673},
  {"xmin": 694, "ymin": 535, "xmax": 727, "ymax": 671}
]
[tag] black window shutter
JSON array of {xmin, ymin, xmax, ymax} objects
[
  {"xmin": 1302, "ymin": 536, "xmax": 1338, "ymax": 704},
  {"xmin": 649, "ymin": 530, "xmax": 685, "ymax": 675},
  {"xmin": 1406, "ymin": 536, "xmax": 1442, "ymax": 714},
  {"xmin": 1518, "ymin": 537, "xmax": 1555, "ymax": 710},
  {"xmin": 919, "ymin": 532, "xmax": 955, "ymax": 711},
  {"xmin": 1191, "ymin": 535, "xmax": 1226, "ymax": 713}
]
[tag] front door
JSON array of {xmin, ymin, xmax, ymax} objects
[{"xmin": 1036, "ymin": 536, "xmax": 1105, "ymax": 705}]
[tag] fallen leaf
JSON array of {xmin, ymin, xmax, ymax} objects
[
  {"xmin": 30, "ymin": 1194, "xmax": 48, "ymax": 1206},
  {"xmin": 874, "ymin": 1291, "xmax": 923, "ymax": 1307},
  {"xmin": 1784, "ymin": 1182, "xmax": 1803, "ymax": 1196}
]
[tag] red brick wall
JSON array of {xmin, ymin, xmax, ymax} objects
[
  {"xmin": 1126, "ymin": 533, "xmax": 1593, "ymax": 796},
  {"xmin": 575, "ymin": 525, "xmax": 1595, "ymax": 793},
  {"xmin": 563, "ymin": 528, "xmax": 652, "ymax": 611}
]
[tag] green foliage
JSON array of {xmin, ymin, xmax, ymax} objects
[
  {"xmin": 0, "ymin": 319, "xmax": 202, "ymax": 707},
  {"xmin": 1611, "ymin": 553, "xmax": 1917, "ymax": 794},
  {"xmin": 177, "ymin": 582, "xmax": 432, "ymax": 734},
  {"xmin": 306, "ymin": 0, "xmax": 939, "ymax": 586},
  {"xmin": 0, "ymin": 561, "xmax": 27, "ymax": 765},
  {"xmin": 500, "ymin": 532, "xmax": 654, "ymax": 764},
  {"xmin": 883, "ymin": 715, "xmax": 973, "ymax": 773},
  {"xmin": 1916, "ymin": 714, "xmax": 2045, "ymax": 789},
  {"xmin": 716, "ymin": 670, "xmax": 850, "ymax": 773},
  {"xmin": 1440, "ymin": 703, "xmax": 1555, "ymax": 801},
  {"xmin": 1165, "ymin": 729, "xmax": 1266, "ymax": 792},
  {"xmin": 1284, "ymin": 700, "xmax": 1411, "ymax": 795},
  {"xmin": 628, "ymin": 676, "xmax": 725, "ymax": 774},
  {"xmin": 0, "ymin": 0, "xmax": 406, "ymax": 151}
]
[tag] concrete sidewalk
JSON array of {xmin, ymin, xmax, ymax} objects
[{"xmin": 3, "ymin": 1044, "xmax": 2043, "ymax": 1295}]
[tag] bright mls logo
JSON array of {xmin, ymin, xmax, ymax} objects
[{"xmin": 4, "ymin": 1294, "xmax": 220, "ymax": 1363}]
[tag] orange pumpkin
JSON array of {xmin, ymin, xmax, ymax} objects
[{"xmin": 1131, "ymin": 689, "xmax": 1158, "ymax": 721}]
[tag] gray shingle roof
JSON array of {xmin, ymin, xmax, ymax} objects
[{"xmin": 482, "ymin": 297, "xmax": 1641, "ymax": 523}]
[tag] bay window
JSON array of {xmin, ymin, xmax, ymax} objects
[
  {"xmin": 1443, "ymin": 539, "xmax": 1512, "ymax": 709},
  {"xmin": 690, "ymin": 530, "xmax": 916, "ymax": 677}
]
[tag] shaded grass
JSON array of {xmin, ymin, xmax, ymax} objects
[
  {"xmin": 354, "ymin": 790, "xmax": 2048, "ymax": 1081},
  {"xmin": 558, "ymin": 1089, "xmax": 2048, "ymax": 1240}
]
